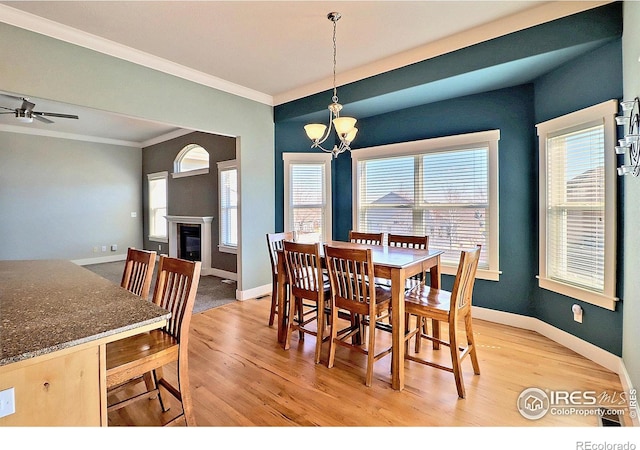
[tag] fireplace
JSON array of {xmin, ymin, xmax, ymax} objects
[
  {"xmin": 166, "ymin": 216, "xmax": 213, "ymax": 274},
  {"xmin": 178, "ymin": 224, "xmax": 201, "ymax": 261}
]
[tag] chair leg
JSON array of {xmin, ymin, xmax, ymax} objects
[
  {"xmin": 296, "ymin": 298, "xmax": 304, "ymax": 341},
  {"xmin": 314, "ymin": 298, "xmax": 324, "ymax": 364},
  {"xmin": 327, "ymin": 304, "xmax": 339, "ymax": 368},
  {"xmin": 284, "ymin": 294, "xmax": 297, "ymax": 350},
  {"xmin": 465, "ymin": 314, "xmax": 481, "ymax": 375},
  {"xmin": 268, "ymin": 278, "xmax": 278, "ymax": 326},
  {"xmin": 448, "ymin": 322, "xmax": 465, "ymax": 399},
  {"xmin": 432, "ymin": 318, "xmax": 440, "ymax": 350},
  {"xmin": 414, "ymin": 316, "xmax": 423, "ymax": 352},
  {"xmin": 153, "ymin": 368, "xmax": 169, "ymax": 412},
  {"xmin": 177, "ymin": 355, "xmax": 196, "ymax": 426},
  {"xmin": 365, "ymin": 314, "xmax": 376, "ymax": 387}
]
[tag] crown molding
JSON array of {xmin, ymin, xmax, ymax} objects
[{"xmin": 0, "ymin": 4, "xmax": 274, "ymax": 106}]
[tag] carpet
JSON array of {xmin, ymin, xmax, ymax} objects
[{"xmin": 84, "ymin": 260, "xmax": 237, "ymax": 314}]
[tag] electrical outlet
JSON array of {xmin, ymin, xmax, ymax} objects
[
  {"xmin": 93, "ymin": 246, "xmax": 98, "ymax": 253},
  {"xmin": 158, "ymin": 244, "xmax": 162, "ymax": 251},
  {"xmin": 0, "ymin": 387, "xmax": 16, "ymax": 419},
  {"xmin": 111, "ymin": 244, "xmax": 117, "ymax": 251},
  {"xmin": 101, "ymin": 245, "xmax": 107, "ymax": 252},
  {"xmin": 131, "ymin": 212, "xmax": 137, "ymax": 218}
]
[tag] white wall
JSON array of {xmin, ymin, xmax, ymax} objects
[
  {"xmin": 0, "ymin": 131, "xmax": 143, "ymax": 261},
  {"xmin": 0, "ymin": 22, "xmax": 275, "ymax": 293},
  {"xmin": 622, "ymin": 0, "xmax": 640, "ymax": 396}
]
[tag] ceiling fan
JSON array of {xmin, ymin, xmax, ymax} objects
[{"xmin": 0, "ymin": 94, "xmax": 79, "ymax": 124}]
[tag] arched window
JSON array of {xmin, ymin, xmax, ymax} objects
[{"xmin": 173, "ymin": 144, "xmax": 209, "ymax": 177}]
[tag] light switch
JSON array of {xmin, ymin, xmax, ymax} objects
[{"xmin": 0, "ymin": 387, "xmax": 16, "ymax": 419}]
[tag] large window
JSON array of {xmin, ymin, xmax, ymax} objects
[
  {"xmin": 283, "ymin": 153, "xmax": 332, "ymax": 243},
  {"xmin": 147, "ymin": 171, "xmax": 168, "ymax": 242},
  {"xmin": 218, "ymin": 160, "xmax": 238, "ymax": 253},
  {"xmin": 352, "ymin": 130, "xmax": 500, "ymax": 280},
  {"xmin": 537, "ymin": 100, "xmax": 618, "ymax": 310}
]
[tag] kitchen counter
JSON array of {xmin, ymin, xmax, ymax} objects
[{"xmin": 0, "ymin": 259, "xmax": 169, "ymax": 426}]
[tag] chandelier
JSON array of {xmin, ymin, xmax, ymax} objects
[
  {"xmin": 616, "ymin": 97, "xmax": 640, "ymax": 176},
  {"xmin": 304, "ymin": 12, "xmax": 358, "ymax": 158}
]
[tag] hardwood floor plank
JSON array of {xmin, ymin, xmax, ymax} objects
[{"xmin": 107, "ymin": 296, "xmax": 630, "ymax": 427}]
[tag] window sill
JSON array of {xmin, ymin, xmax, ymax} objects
[
  {"xmin": 538, "ymin": 276, "xmax": 618, "ymax": 311},
  {"xmin": 441, "ymin": 265, "xmax": 500, "ymax": 281},
  {"xmin": 172, "ymin": 168, "xmax": 209, "ymax": 179},
  {"xmin": 218, "ymin": 245, "xmax": 237, "ymax": 255}
]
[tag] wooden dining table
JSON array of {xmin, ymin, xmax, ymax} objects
[{"xmin": 276, "ymin": 239, "xmax": 443, "ymax": 391}]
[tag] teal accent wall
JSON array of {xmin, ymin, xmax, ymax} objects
[{"xmin": 275, "ymin": 4, "xmax": 624, "ymax": 354}]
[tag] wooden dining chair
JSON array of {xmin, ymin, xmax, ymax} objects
[
  {"xmin": 121, "ymin": 247, "xmax": 157, "ymax": 300},
  {"xmin": 324, "ymin": 244, "xmax": 392, "ymax": 386},
  {"xmin": 348, "ymin": 230, "xmax": 384, "ymax": 245},
  {"xmin": 282, "ymin": 241, "xmax": 330, "ymax": 363},
  {"xmin": 106, "ymin": 256, "xmax": 202, "ymax": 426},
  {"xmin": 403, "ymin": 245, "xmax": 481, "ymax": 398},
  {"xmin": 266, "ymin": 231, "xmax": 295, "ymax": 327}
]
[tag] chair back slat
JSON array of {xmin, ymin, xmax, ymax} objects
[
  {"xmin": 325, "ymin": 245, "xmax": 375, "ymax": 317},
  {"xmin": 283, "ymin": 241, "xmax": 324, "ymax": 300},
  {"xmin": 152, "ymin": 256, "xmax": 201, "ymax": 343},
  {"xmin": 348, "ymin": 231, "xmax": 384, "ymax": 246},
  {"xmin": 450, "ymin": 245, "xmax": 481, "ymax": 315},
  {"xmin": 266, "ymin": 232, "xmax": 295, "ymax": 275},
  {"xmin": 121, "ymin": 248, "xmax": 157, "ymax": 299},
  {"xmin": 388, "ymin": 234, "xmax": 429, "ymax": 249}
]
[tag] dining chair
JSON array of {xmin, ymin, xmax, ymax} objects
[
  {"xmin": 266, "ymin": 231, "xmax": 295, "ymax": 327},
  {"xmin": 348, "ymin": 230, "xmax": 384, "ymax": 245},
  {"xmin": 282, "ymin": 241, "xmax": 330, "ymax": 363},
  {"xmin": 121, "ymin": 247, "xmax": 157, "ymax": 300},
  {"xmin": 324, "ymin": 244, "xmax": 392, "ymax": 386},
  {"xmin": 106, "ymin": 255, "xmax": 202, "ymax": 426},
  {"xmin": 403, "ymin": 245, "xmax": 481, "ymax": 398}
]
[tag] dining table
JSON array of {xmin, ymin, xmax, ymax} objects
[
  {"xmin": 276, "ymin": 239, "xmax": 443, "ymax": 391},
  {"xmin": 0, "ymin": 259, "xmax": 170, "ymax": 426}
]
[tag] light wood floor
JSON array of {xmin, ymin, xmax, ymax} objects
[{"xmin": 107, "ymin": 296, "xmax": 629, "ymax": 427}]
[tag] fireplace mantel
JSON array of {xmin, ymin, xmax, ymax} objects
[{"xmin": 165, "ymin": 216, "xmax": 213, "ymax": 272}]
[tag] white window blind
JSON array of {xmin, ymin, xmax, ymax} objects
[
  {"xmin": 218, "ymin": 161, "xmax": 237, "ymax": 250},
  {"xmin": 537, "ymin": 99, "xmax": 618, "ymax": 310},
  {"xmin": 352, "ymin": 130, "xmax": 500, "ymax": 280},
  {"xmin": 546, "ymin": 125, "xmax": 605, "ymax": 292},
  {"xmin": 147, "ymin": 172, "xmax": 168, "ymax": 241},
  {"xmin": 283, "ymin": 153, "xmax": 332, "ymax": 243}
]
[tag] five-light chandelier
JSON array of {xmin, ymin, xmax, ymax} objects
[{"xmin": 304, "ymin": 12, "xmax": 358, "ymax": 158}]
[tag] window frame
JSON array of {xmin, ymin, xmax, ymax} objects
[
  {"xmin": 351, "ymin": 130, "xmax": 500, "ymax": 281},
  {"xmin": 283, "ymin": 152, "xmax": 333, "ymax": 243},
  {"xmin": 172, "ymin": 144, "xmax": 210, "ymax": 178},
  {"xmin": 217, "ymin": 159, "xmax": 238, "ymax": 254},
  {"xmin": 536, "ymin": 99, "xmax": 618, "ymax": 311},
  {"xmin": 147, "ymin": 171, "xmax": 168, "ymax": 243}
]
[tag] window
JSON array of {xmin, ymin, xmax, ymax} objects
[
  {"xmin": 173, "ymin": 144, "xmax": 209, "ymax": 177},
  {"xmin": 218, "ymin": 160, "xmax": 238, "ymax": 253},
  {"xmin": 537, "ymin": 100, "xmax": 618, "ymax": 310},
  {"xmin": 147, "ymin": 171, "xmax": 168, "ymax": 242},
  {"xmin": 352, "ymin": 130, "xmax": 500, "ymax": 280},
  {"xmin": 283, "ymin": 153, "xmax": 332, "ymax": 243}
]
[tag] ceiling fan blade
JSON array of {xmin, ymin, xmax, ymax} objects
[
  {"xmin": 0, "ymin": 106, "xmax": 16, "ymax": 112},
  {"xmin": 0, "ymin": 111, "xmax": 16, "ymax": 114},
  {"xmin": 34, "ymin": 111, "xmax": 79, "ymax": 120},
  {"xmin": 0, "ymin": 93, "xmax": 25, "ymax": 101},
  {"xmin": 33, "ymin": 115, "xmax": 54, "ymax": 124}
]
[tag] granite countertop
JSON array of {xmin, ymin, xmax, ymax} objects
[{"xmin": 0, "ymin": 259, "xmax": 170, "ymax": 366}]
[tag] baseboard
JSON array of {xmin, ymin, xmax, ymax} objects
[
  {"xmin": 617, "ymin": 360, "xmax": 640, "ymax": 426},
  {"xmin": 237, "ymin": 282, "xmax": 271, "ymax": 301},
  {"xmin": 202, "ymin": 267, "xmax": 237, "ymax": 281},
  {"xmin": 72, "ymin": 254, "xmax": 127, "ymax": 265}
]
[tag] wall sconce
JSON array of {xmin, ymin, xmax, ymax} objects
[{"xmin": 615, "ymin": 97, "xmax": 640, "ymax": 176}]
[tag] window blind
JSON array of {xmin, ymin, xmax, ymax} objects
[
  {"xmin": 220, "ymin": 167, "xmax": 238, "ymax": 247},
  {"xmin": 546, "ymin": 124, "xmax": 605, "ymax": 292},
  {"xmin": 357, "ymin": 147, "xmax": 490, "ymax": 268},
  {"xmin": 290, "ymin": 163, "xmax": 326, "ymax": 243}
]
